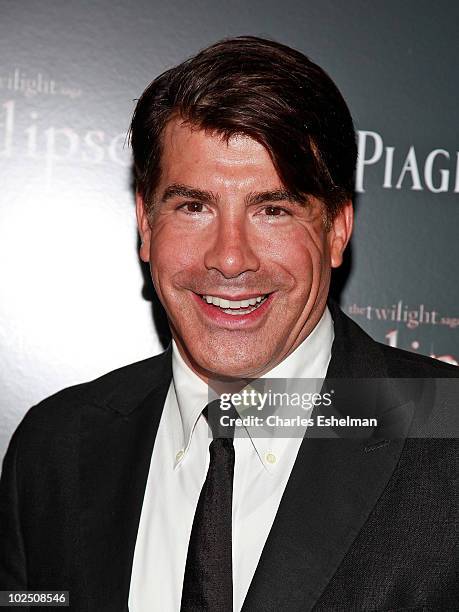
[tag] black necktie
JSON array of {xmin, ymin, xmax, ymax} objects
[{"xmin": 180, "ymin": 399, "xmax": 236, "ymax": 612}]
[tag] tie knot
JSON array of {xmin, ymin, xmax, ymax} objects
[{"xmin": 203, "ymin": 398, "xmax": 239, "ymax": 440}]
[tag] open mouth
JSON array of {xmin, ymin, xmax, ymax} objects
[{"xmin": 199, "ymin": 293, "xmax": 270, "ymax": 315}]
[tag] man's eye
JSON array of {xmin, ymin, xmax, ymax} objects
[
  {"xmin": 264, "ymin": 206, "xmax": 287, "ymax": 216},
  {"xmin": 179, "ymin": 201, "xmax": 204, "ymax": 213}
]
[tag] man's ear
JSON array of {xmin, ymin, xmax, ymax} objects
[
  {"xmin": 328, "ymin": 200, "xmax": 353, "ymax": 268},
  {"xmin": 136, "ymin": 192, "xmax": 152, "ymax": 263}
]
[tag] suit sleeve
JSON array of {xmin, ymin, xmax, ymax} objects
[{"xmin": 0, "ymin": 426, "xmax": 28, "ymax": 590}]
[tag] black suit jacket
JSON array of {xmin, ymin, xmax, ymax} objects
[{"xmin": 0, "ymin": 302, "xmax": 457, "ymax": 611}]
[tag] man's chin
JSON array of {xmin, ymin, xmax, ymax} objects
[
  {"xmin": 192, "ymin": 352, "xmax": 272, "ymax": 381},
  {"xmin": 172, "ymin": 327, "xmax": 277, "ymax": 379}
]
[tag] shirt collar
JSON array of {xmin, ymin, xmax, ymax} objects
[
  {"xmin": 245, "ymin": 306, "xmax": 334, "ymax": 471},
  {"xmin": 171, "ymin": 341, "xmax": 209, "ymax": 463},
  {"xmin": 171, "ymin": 306, "xmax": 334, "ymax": 470}
]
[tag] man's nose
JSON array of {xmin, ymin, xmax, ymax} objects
[{"xmin": 203, "ymin": 216, "xmax": 260, "ymax": 278}]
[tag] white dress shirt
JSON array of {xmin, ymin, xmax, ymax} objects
[{"xmin": 128, "ymin": 306, "xmax": 334, "ymax": 612}]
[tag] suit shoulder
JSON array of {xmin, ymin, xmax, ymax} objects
[
  {"xmin": 378, "ymin": 342, "xmax": 459, "ymax": 378},
  {"xmin": 15, "ymin": 349, "xmax": 172, "ymax": 436}
]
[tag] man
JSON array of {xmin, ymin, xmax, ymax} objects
[{"xmin": 0, "ymin": 36, "xmax": 457, "ymax": 611}]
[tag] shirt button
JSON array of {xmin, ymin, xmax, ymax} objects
[
  {"xmin": 175, "ymin": 449, "xmax": 184, "ymax": 463},
  {"xmin": 265, "ymin": 452, "xmax": 277, "ymax": 465}
]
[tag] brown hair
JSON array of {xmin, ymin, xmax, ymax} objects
[{"xmin": 129, "ymin": 35, "xmax": 356, "ymax": 221}]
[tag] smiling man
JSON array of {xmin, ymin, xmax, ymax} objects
[
  {"xmin": 0, "ymin": 36, "xmax": 457, "ymax": 612},
  {"xmin": 136, "ymin": 120, "xmax": 351, "ymax": 380}
]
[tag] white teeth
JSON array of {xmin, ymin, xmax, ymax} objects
[
  {"xmin": 202, "ymin": 294, "xmax": 267, "ymax": 310},
  {"xmin": 222, "ymin": 306, "xmax": 256, "ymax": 315}
]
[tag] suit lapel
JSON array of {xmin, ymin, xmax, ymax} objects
[
  {"xmin": 78, "ymin": 348, "xmax": 172, "ymax": 611},
  {"xmin": 242, "ymin": 302, "xmax": 407, "ymax": 611}
]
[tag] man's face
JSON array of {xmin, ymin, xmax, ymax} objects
[{"xmin": 137, "ymin": 119, "xmax": 352, "ymax": 380}]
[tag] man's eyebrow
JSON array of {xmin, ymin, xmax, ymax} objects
[
  {"xmin": 159, "ymin": 184, "xmax": 307, "ymax": 207},
  {"xmin": 160, "ymin": 183, "xmax": 219, "ymax": 203},
  {"xmin": 245, "ymin": 189, "xmax": 307, "ymax": 207}
]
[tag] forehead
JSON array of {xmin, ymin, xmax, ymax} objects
[{"xmin": 159, "ymin": 118, "xmax": 281, "ymax": 189}]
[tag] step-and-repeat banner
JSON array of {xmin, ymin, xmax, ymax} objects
[{"xmin": 1, "ymin": 0, "xmax": 457, "ymax": 459}]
